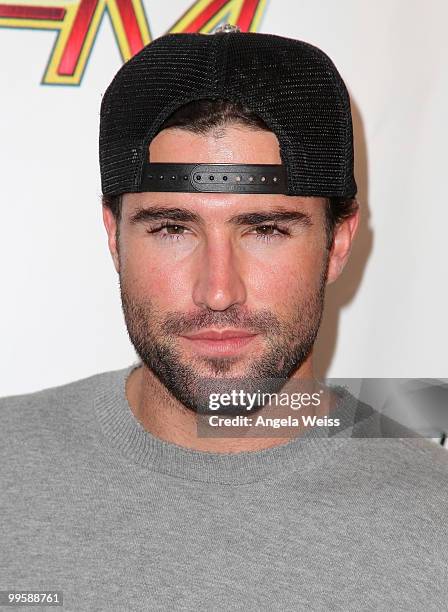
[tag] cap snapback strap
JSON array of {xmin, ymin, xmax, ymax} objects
[{"xmin": 139, "ymin": 163, "xmax": 287, "ymax": 194}]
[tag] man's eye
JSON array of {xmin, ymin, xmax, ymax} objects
[
  {"xmin": 255, "ymin": 225, "xmax": 277, "ymax": 235},
  {"xmin": 147, "ymin": 223, "xmax": 189, "ymax": 240},
  {"xmin": 250, "ymin": 224, "xmax": 290, "ymax": 241},
  {"xmin": 164, "ymin": 224, "xmax": 185, "ymax": 235}
]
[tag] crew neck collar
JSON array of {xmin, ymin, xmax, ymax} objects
[{"xmin": 94, "ymin": 364, "xmax": 362, "ymax": 485}]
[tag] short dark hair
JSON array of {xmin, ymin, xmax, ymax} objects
[{"xmin": 102, "ymin": 99, "xmax": 358, "ymax": 246}]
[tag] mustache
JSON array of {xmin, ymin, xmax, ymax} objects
[{"xmin": 160, "ymin": 305, "xmax": 282, "ymax": 336}]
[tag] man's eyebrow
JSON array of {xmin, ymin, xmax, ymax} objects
[
  {"xmin": 128, "ymin": 206, "xmax": 312, "ymax": 226},
  {"xmin": 129, "ymin": 206, "xmax": 201, "ymax": 225},
  {"xmin": 228, "ymin": 209, "xmax": 312, "ymax": 226}
]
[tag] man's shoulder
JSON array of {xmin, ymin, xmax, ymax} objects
[
  {"xmin": 331, "ymin": 389, "xmax": 448, "ymax": 498},
  {"xmin": 385, "ymin": 435, "xmax": 448, "ymax": 480},
  {"xmin": 337, "ymin": 430, "xmax": 448, "ymax": 507},
  {"xmin": 0, "ymin": 365, "xmax": 132, "ymax": 436},
  {"xmin": 0, "ymin": 366, "xmax": 124, "ymax": 405}
]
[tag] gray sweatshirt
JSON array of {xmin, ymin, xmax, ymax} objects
[{"xmin": 1, "ymin": 364, "xmax": 447, "ymax": 611}]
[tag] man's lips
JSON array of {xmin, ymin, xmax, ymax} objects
[
  {"xmin": 182, "ymin": 329, "xmax": 257, "ymax": 340},
  {"xmin": 180, "ymin": 329, "xmax": 259, "ymax": 356}
]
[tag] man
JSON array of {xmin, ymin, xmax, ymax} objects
[{"xmin": 1, "ymin": 28, "xmax": 448, "ymax": 611}]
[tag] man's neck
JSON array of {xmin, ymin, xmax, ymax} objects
[{"xmin": 125, "ymin": 359, "xmax": 330, "ymax": 453}]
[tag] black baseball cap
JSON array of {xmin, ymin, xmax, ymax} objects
[{"xmin": 99, "ymin": 28, "xmax": 357, "ymax": 198}]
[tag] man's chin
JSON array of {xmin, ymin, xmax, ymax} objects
[
  {"xmin": 188, "ymin": 356, "xmax": 251, "ymax": 378},
  {"xmin": 165, "ymin": 373, "xmax": 284, "ymax": 417},
  {"xmin": 158, "ymin": 355, "xmax": 289, "ymax": 414}
]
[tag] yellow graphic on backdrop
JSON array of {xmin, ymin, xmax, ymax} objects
[{"xmin": 0, "ymin": 0, "xmax": 266, "ymax": 85}]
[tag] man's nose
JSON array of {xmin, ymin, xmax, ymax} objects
[{"xmin": 192, "ymin": 238, "xmax": 247, "ymax": 311}]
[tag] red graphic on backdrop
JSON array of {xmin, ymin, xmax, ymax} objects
[{"xmin": 0, "ymin": 0, "xmax": 266, "ymax": 85}]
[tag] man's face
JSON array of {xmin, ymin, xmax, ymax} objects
[{"xmin": 103, "ymin": 125, "xmax": 356, "ymax": 413}]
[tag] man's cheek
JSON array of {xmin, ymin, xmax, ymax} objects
[
  {"xmin": 245, "ymin": 259, "xmax": 313, "ymax": 299},
  {"xmin": 127, "ymin": 257, "xmax": 196, "ymax": 307}
]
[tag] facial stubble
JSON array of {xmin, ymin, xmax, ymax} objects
[{"xmin": 118, "ymin": 251, "xmax": 330, "ymax": 416}]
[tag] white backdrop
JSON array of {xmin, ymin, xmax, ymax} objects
[{"xmin": 1, "ymin": 0, "xmax": 447, "ymax": 396}]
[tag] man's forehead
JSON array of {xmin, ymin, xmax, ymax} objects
[
  {"xmin": 148, "ymin": 124, "xmax": 282, "ymax": 165},
  {"xmin": 122, "ymin": 191, "xmax": 326, "ymax": 221}
]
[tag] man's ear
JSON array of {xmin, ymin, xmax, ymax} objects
[
  {"xmin": 326, "ymin": 207, "xmax": 360, "ymax": 285},
  {"xmin": 102, "ymin": 205, "xmax": 120, "ymax": 273}
]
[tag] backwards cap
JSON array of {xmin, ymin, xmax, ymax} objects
[{"xmin": 99, "ymin": 28, "xmax": 357, "ymax": 198}]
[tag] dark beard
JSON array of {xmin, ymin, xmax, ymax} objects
[{"xmin": 119, "ymin": 258, "xmax": 328, "ymax": 416}]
